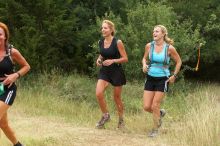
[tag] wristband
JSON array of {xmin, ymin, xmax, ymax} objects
[
  {"xmin": 16, "ymin": 72, "xmax": 21, "ymax": 78},
  {"xmin": 173, "ymin": 73, "xmax": 177, "ymax": 78}
]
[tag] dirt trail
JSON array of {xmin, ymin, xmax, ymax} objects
[{"xmin": 1, "ymin": 109, "xmax": 171, "ymax": 146}]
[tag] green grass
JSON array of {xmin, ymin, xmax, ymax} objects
[{"xmin": 4, "ymin": 72, "xmax": 220, "ymax": 145}]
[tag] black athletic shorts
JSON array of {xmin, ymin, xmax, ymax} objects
[
  {"xmin": 98, "ymin": 64, "xmax": 126, "ymax": 86},
  {"xmin": 0, "ymin": 83, "xmax": 17, "ymax": 106},
  {"xmin": 144, "ymin": 75, "xmax": 169, "ymax": 92}
]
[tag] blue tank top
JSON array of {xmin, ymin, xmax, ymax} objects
[{"xmin": 148, "ymin": 41, "xmax": 170, "ymax": 77}]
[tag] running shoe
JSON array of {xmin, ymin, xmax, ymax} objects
[
  {"xmin": 158, "ymin": 109, "xmax": 166, "ymax": 128},
  {"xmin": 14, "ymin": 142, "xmax": 24, "ymax": 146},
  {"xmin": 148, "ymin": 129, "xmax": 158, "ymax": 137},
  {"xmin": 96, "ymin": 113, "xmax": 110, "ymax": 128},
  {"xmin": 117, "ymin": 117, "xmax": 125, "ymax": 129}
]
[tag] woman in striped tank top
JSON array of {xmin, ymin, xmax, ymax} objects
[{"xmin": 0, "ymin": 22, "xmax": 30, "ymax": 146}]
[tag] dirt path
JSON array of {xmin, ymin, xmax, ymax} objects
[{"xmin": 1, "ymin": 109, "xmax": 171, "ymax": 146}]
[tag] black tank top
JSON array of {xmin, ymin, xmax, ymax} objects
[
  {"xmin": 0, "ymin": 49, "xmax": 14, "ymax": 78},
  {"xmin": 99, "ymin": 37, "xmax": 120, "ymax": 60}
]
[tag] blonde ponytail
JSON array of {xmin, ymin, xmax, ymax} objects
[{"xmin": 164, "ymin": 34, "xmax": 174, "ymax": 45}]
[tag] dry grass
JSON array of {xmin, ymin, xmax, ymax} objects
[{"xmin": 0, "ymin": 74, "xmax": 219, "ymax": 146}]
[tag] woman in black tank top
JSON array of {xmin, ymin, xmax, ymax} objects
[
  {"xmin": 95, "ymin": 20, "xmax": 128, "ymax": 129},
  {"xmin": 0, "ymin": 22, "xmax": 30, "ymax": 146}
]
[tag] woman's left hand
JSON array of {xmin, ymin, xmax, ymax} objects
[
  {"xmin": 102, "ymin": 59, "xmax": 114, "ymax": 66},
  {"xmin": 3, "ymin": 73, "xmax": 19, "ymax": 87},
  {"xmin": 168, "ymin": 75, "xmax": 176, "ymax": 84}
]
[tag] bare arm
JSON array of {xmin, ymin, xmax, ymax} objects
[
  {"xmin": 114, "ymin": 40, "xmax": 128, "ymax": 63},
  {"xmin": 142, "ymin": 43, "xmax": 150, "ymax": 73},
  {"xmin": 102, "ymin": 40, "xmax": 128, "ymax": 66},
  {"xmin": 168, "ymin": 45, "xmax": 182, "ymax": 83},
  {"xmin": 3, "ymin": 48, "xmax": 30, "ymax": 86}
]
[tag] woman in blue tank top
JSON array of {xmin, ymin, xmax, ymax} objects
[
  {"xmin": 0, "ymin": 22, "xmax": 30, "ymax": 146},
  {"xmin": 142, "ymin": 25, "xmax": 182, "ymax": 137},
  {"xmin": 95, "ymin": 20, "xmax": 128, "ymax": 129}
]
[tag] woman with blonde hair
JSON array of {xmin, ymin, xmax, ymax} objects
[
  {"xmin": 0, "ymin": 22, "xmax": 30, "ymax": 146},
  {"xmin": 142, "ymin": 25, "xmax": 182, "ymax": 137},
  {"xmin": 95, "ymin": 20, "xmax": 128, "ymax": 129}
]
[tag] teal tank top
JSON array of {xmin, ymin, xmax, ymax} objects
[{"xmin": 148, "ymin": 41, "xmax": 170, "ymax": 77}]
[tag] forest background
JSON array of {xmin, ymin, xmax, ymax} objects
[
  {"xmin": 0, "ymin": 1, "xmax": 220, "ymax": 145},
  {"xmin": 0, "ymin": 0, "xmax": 220, "ymax": 82}
]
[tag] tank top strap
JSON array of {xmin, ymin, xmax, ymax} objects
[
  {"xmin": 112, "ymin": 37, "xmax": 120, "ymax": 59},
  {"xmin": 112, "ymin": 37, "xmax": 118, "ymax": 48},
  {"xmin": 98, "ymin": 38, "xmax": 104, "ymax": 48}
]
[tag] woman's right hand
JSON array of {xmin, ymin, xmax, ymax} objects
[
  {"xmin": 96, "ymin": 58, "xmax": 102, "ymax": 66},
  {"xmin": 142, "ymin": 65, "xmax": 149, "ymax": 73}
]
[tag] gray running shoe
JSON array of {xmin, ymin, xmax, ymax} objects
[
  {"xmin": 14, "ymin": 142, "xmax": 24, "ymax": 146},
  {"xmin": 148, "ymin": 129, "xmax": 158, "ymax": 137},
  {"xmin": 160, "ymin": 109, "xmax": 166, "ymax": 117},
  {"xmin": 117, "ymin": 117, "xmax": 125, "ymax": 129},
  {"xmin": 158, "ymin": 109, "xmax": 166, "ymax": 128},
  {"xmin": 96, "ymin": 113, "xmax": 110, "ymax": 128}
]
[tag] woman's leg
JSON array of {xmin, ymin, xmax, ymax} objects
[
  {"xmin": 96, "ymin": 79, "xmax": 111, "ymax": 128},
  {"xmin": 96, "ymin": 79, "xmax": 109, "ymax": 114},
  {"xmin": 0, "ymin": 101, "xmax": 21, "ymax": 145},
  {"xmin": 0, "ymin": 101, "xmax": 9, "ymax": 142},
  {"xmin": 151, "ymin": 91, "xmax": 165, "ymax": 129},
  {"xmin": 113, "ymin": 86, "xmax": 125, "ymax": 128},
  {"xmin": 143, "ymin": 90, "xmax": 155, "ymax": 113},
  {"xmin": 0, "ymin": 101, "xmax": 9, "ymax": 119},
  {"xmin": 113, "ymin": 86, "xmax": 124, "ymax": 118},
  {"xmin": 0, "ymin": 112, "xmax": 18, "ymax": 145}
]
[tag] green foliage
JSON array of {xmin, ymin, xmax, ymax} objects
[
  {"xmin": 0, "ymin": 0, "xmax": 101, "ymax": 72},
  {"xmin": 0, "ymin": 0, "xmax": 218, "ymax": 80},
  {"xmin": 168, "ymin": 0, "xmax": 220, "ymax": 78}
]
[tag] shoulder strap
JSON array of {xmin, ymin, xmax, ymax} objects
[
  {"xmin": 98, "ymin": 38, "xmax": 104, "ymax": 48},
  {"xmin": 149, "ymin": 41, "xmax": 155, "ymax": 65},
  {"xmin": 113, "ymin": 37, "xmax": 120, "ymax": 57},
  {"xmin": 113, "ymin": 37, "xmax": 118, "ymax": 49},
  {"xmin": 163, "ymin": 43, "xmax": 169, "ymax": 65}
]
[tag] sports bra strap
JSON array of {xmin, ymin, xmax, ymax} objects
[{"xmin": 163, "ymin": 43, "xmax": 169, "ymax": 65}]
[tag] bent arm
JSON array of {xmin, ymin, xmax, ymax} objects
[
  {"xmin": 142, "ymin": 43, "xmax": 150, "ymax": 66},
  {"xmin": 11, "ymin": 48, "xmax": 30, "ymax": 77},
  {"xmin": 169, "ymin": 46, "xmax": 182, "ymax": 76},
  {"xmin": 113, "ymin": 40, "xmax": 128, "ymax": 63}
]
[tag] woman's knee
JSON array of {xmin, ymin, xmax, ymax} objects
[
  {"xmin": 96, "ymin": 91, "xmax": 104, "ymax": 100},
  {"xmin": 143, "ymin": 105, "xmax": 152, "ymax": 112}
]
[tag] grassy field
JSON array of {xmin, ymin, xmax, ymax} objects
[{"xmin": 0, "ymin": 73, "xmax": 219, "ymax": 146}]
